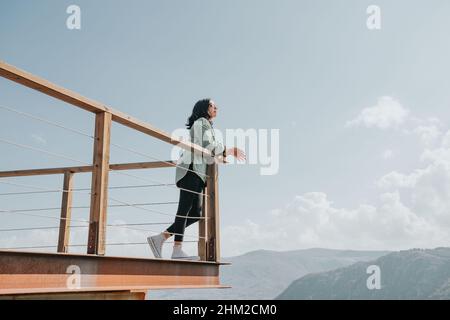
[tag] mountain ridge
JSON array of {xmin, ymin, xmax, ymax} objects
[{"xmin": 276, "ymin": 247, "xmax": 450, "ymax": 300}]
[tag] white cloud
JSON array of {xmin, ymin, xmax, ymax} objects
[
  {"xmin": 413, "ymin": 125, "xmax": 442, "ymax": 146},
  {"xmin": 222, "ymin": 189, "xmax": 443, "ymax": 256},
  {"xmin": 0, "ymin": 228, "xmax": 59, "ymax": 251},
  {"xmin": 375, "ymin": 170, "xmax": 421, "ymax": 189},
  {"xmin": 345, "ymin": 97, "xmax": 443, "ymax": 145},
  {"xmin": 222, "ymin": 127, "xmax": 450, "ymax": 257},
  {"xmin": 419, "ymin": 130, "xmax": 450, "ymax": 165},
  {"xmin": 346, "ymin": 96, "xmax": 410, "ymax": 130},
  {"xmin": 441, "ymin": 130, "xmax": 450, "ymax": 148}
]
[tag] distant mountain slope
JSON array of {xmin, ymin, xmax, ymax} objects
[
  {"xmin": 150, "ymin": 248, "xmax": 389, "ymax": 300},
  {"xmin": 276, "ymin": 247, "xmax": 450, "ymax": 300}
]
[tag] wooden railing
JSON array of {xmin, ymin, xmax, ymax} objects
[{"xmin": 0, "ymin": 60, "xmax": 221, "ymax": 262}]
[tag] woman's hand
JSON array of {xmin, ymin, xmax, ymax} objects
[{"xmin": 226, "ymin": 147, "xmax": 246, "ymax": 162}]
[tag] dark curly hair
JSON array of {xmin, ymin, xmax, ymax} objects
[{"xmin": 186, "ymin": 98, "xmax": 212, "ymax": 129}]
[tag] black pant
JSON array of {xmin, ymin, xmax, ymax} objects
[{"xmin": 166, "ymin": 166, "xmax": 205, "ymax": 242}]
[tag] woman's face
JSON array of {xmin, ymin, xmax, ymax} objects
[{"xmin": 208, "ymin": 100, "xmax": 218, "ymax": 119}]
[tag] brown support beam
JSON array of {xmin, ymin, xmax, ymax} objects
[
  {"xmin": 57, "ymin": 172, "xmax": 74, "ymax": 253},
  {"xmin": 0, "ymin": 165, "xmax": 92, "ymax": 178},
  {"xmin": 198, "ymin": 191, "xmax": 207, "ymax": 261},
  {"xmin": 206, "ymin": 164, "xmax": 220, "ymax": 262},
  {"xmin": 0, "ymin": 161, "xmax": 176, "ymax": 178},
  {"xmin": 87, "ymin": 112, "xmax": 112, "ymax": 255},
  {"xmin": 0, "ymin": 250, "xmax": 226, "ymax": 296},
  {"xmin": 0, "ymin": 290, "xmax": 148, "ymax": 300}
]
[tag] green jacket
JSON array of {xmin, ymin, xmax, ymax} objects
[{"xmin": 175, "ymin": 117, "xmax": 225, "ymax": 185}]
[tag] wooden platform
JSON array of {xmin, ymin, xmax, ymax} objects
[{"xmin": 0, "ymin": 250, "xmax": 230, "ymax": 299}]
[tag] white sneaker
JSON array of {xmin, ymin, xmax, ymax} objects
[
  {"xmin": 171, "ymin": 246, "xmax": 200, "ymax": 261},
  {"xmin": 147, "ymin": 234, "xmax": 165, "ymax": 258}
]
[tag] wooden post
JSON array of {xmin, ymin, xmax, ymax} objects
[
  {"xmin": 57, "ymin": 171, "xmax": 74, "ymax": 253},
  {"xmin": 205, "ymin": 163, "xmax": 220, "ymax": 262},
  {"xmin": 87, "ymin": 112, "xmax": 112, "ymax": 255},
  {"xmin": 198, "ymin": 190, "xmax": 207, "ymax": 261}
]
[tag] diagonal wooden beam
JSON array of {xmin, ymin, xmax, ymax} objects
[{"xmin": 0, "ymin": 60, "xmax": 211, "ymax": 157}]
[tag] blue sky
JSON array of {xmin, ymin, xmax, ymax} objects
[{"xmin": 1, "ymin": 0, "xmax": 450, "ymax": 257}]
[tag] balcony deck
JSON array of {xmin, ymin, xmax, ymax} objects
[{"xmin": 0, "ymin": 250, "xmax": 230, "ymax": 299}]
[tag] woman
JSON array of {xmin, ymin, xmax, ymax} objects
[{"xmin": 147, "ymin": 99, "xmax": 246, "ymax": 260}]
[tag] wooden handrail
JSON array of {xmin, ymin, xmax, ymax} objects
[{"xmin": 0, "ymin": 60, "xmax": 212, "ymax": 158}]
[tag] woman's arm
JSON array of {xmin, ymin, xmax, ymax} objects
[
  {"xmin": 193, "ymin": 118, "xmax": 225, "ymax": 157},
  {"xmin": 192, "ymin": 118, "xmax": 246, "ymax": 161}
]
